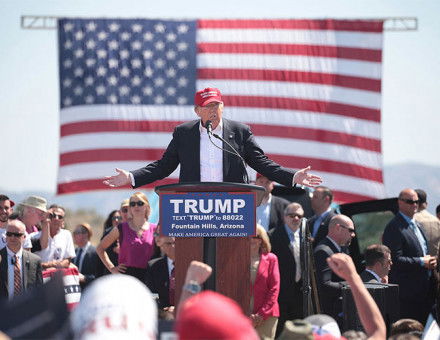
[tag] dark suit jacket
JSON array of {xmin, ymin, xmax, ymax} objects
[
  {"xmin": 267, "ymin": 196, "xmax": 290, "ymax": 231},
  {"xmin": 0, "ymin": 247, "xmax": 43, "ymax": 299},
  {"xmin": 145, "ymin": 256, "xmax": 171, "ymax": 309},
  {"xmin": 382, "ymin": 213, "xmax": 432, "ymax": 302},
  {"xmin": 360, "ymin": 270, "xmax": 379, "ymax": 283},
  {"xmin": 314, "ymin": 237, "xmax": 344, "ymax": 318},
  {"xmin": 132, "ymin": 119, "xmax": 295, "ymax": 187},
  {"xmin": 75, "ymin": 245, "xmax": 99, "ymax": 289},
  {"xmin": 268, "ymin": 224, "xmax": 303, "ymax": 319},
  {"xmin": 307, "ymin": 210, "xmax": 337, "ymax": 248}
]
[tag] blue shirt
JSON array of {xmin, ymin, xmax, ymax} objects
[{"xmin": 399, "ymin": 212, "xmax": 427, "ymax": 266}]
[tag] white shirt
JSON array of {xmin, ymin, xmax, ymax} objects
[
  {"xmin": 6, "ymin": 246, "xmax": 23, "ymax": 299},
  {"xmin": 167, "ymin": 256, "xmax": 174, "ymax": 278},
  {"xmin": 199, "ymin": 120, "xmax": 223, "ymax": 182},
  {"xmin": 256, "ymin": 194, "xmax": 272, "ymax": 231},
  {"xmin": 35, "ymin": 229, "xmax": 76, "ymax": 263},
  {"xmin": 0, "ymin": 229, "xmax": 32, "ymax": 250}
]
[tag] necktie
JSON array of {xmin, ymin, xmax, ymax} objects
[
  {"xmin": 169, "ymin": 262, "xmax": 175, "ymax": 305},
  {"xmin": 14, "ymin": 255, "xmax": 22, "ymax": 296},
  {"xmin": 75, "ymin": 248, "xmax": 83, "ymax": 269},
  {"xmin": 293, "ymin": 232, "xmax": 301, "ymax": 282}
]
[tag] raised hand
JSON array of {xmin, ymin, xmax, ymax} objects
[
  {"xmin": 293, "ymin": 166, "xmax": 322, "ymax": 187},
  {"xmin": 103, "ymin": 168, "xmax": 131, "ymax": 187}
]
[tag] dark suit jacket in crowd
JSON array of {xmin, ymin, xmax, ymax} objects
[
  {"xmin": 314, "ymin": 237, "xmax": 344, "ymax": 319},
  {"xmin": 132, "ymin": 119, "xmax": 296, "ymax": 187},
  {"xmin": 0, "ymin": 247, "xmax": 43, "ymax": 299},
  {"xmin": 307, "ymin": 210, "xmax": 337, "ymax": 248},
  {"xmin": 145, "ymin": 256, "xmax": 171, "ymax": 309},
  {"xmin": 267, "ymin": 195, "xmax": 290, "ymax": 231},
  {"xmin": 360, "ymin": 270, "xmax": 379, "ymax": 283},
  {"xmin": 75, "ymin": 245, "xmax": 99, "ymax": 289}
]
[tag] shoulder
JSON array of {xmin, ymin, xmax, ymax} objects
[
  {"xmin": 23, "ymin": 250, "xmax": 41, "ymax": 263},
  {"xmin": 176, "ymin": 119, "xmax": 199, "ymax": 131},
  {"xmin": 271, "ymin": 195, "xmax": 290, "ymax": 206},
  {"xmin": 148, "ymin": 256, "xmax": 166, "ymax": 268},
  {"xmin": 223, "ymin": 118, "xmax": 251, "ymax": 132},
  {"xmin": 314, "ymin": 239, "xmax": 334, "ymax": 255}
]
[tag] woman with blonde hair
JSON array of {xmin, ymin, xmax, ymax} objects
[
  {"xmin": 250, "ymin": 224, "xmax": 280, "ymax": 340},
  {"xmin": 97, "ymin": 192, "xmax": 157, "ymax": 281}
]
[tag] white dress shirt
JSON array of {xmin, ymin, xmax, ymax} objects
[{"xmin": 199, "ymin": 120, "xmax": 223, "ymax": 182}]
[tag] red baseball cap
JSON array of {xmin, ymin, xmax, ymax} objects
[{"xmin": 194, "ymin": 87, "xmax": 222, "ymax": 107}]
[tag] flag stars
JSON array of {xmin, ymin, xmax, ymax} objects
[
  {"xmin": 131, "ymin": 76, "xmax": 142, "ymax": 86},
  {"xmin": 108, "ymin": 75, "xmax": 118, "ymax": 86},
  {"xmin": 120, "ymin": 49, "xmax": 130, "ymax": 59},
  {"xmin": 64, "ymin": 40, "xmax": 73, "ymax": 49},
  {"xmin": 166, "ymin": 67, "xmax": 176, "ymax": 78},
  {"xmin": 131, "ymin": 40, "xmax": 142, "ymax": 50},
  {"xmin": 96, "ymin": 85, "xmax": 106, "ymax": 95},
  {"xmin": 131, "ymin": 24, "xmax": 143, "ymax": 33},
  {"xmin": 177, "ymin": 58, "xmax": 189, "ymax": 69},
  {"xmin": 108, "ymin": 94, "xmax": 118, "ymax": 104},
  {"xmin": 86, "ymin": 39, "xmax": 96, "ymax": 49},
  {"xmin": 74, "ymin": 48, "xmax": 84, "ymax": 58},
  {"xmin": 131, "ymin": 95, "xmax": 141, "ymax": 104},
  {"xmin": 64, "ymin": 23, "xmax": 74, "ymax": 32},
  {"xmin": 155, "ymin": 41, "xmax": 165, "ymax": 51},
  {"xmin": 154, "ymin": 95, "xmax": 165, "ymax": 104},
  {"xmin": 143, "ymin": 31, "xmax": 154, "ymax": 41},
  {"xmin": 154, "ymin": 58, "xmax": 165, "ymax": 68},
  {"xmin": 166, "ymin": 50, "xmax": 177, "ymax": 60},
  {"xmin": 108, "ymin": 40, "xmax": 119, "ymax": 50},
  {"xmin": 131, "ymin": 58, "xmax": 142, "ymax": 68},
  {"xmin": 108, "ymin": 58, "xmax": 119, "ymax": 68},
  {"xmin": 73, "ymin": 86, "xmax": 83, "ymax": 96},
  {"xmin": 109, "ymin": 22, "xmax": 120, "ymax": 32},
  {"xmin": 74, "ymin": 30, "xmax": 85, "ymax": 40},
  {"xmin": 86, "ymin": 22, "xmax": 97, "ymax": 31},
  {"xmin": 63, "ymin": 59, "xmax": 73, "ymax": 68},
  {"xmin": 120, "ymin": 31, "xmax": 131, "ymax": 41},
  {"xmin": 166, "ymin": 32, "xmax": 177, "ymax": 42},
  {"xmin": 120, "ymin": 67, "xmax": 130, "ymax": 77},
  {"xmin": 177, "ymin": 77, "xmax": 188, "ymax": 87},
  {"xmin": 166, "ymin": 87, "xmax": 176, "ymax": 96},
  {"xmin": 85, "ymin": 95, "xmax": 95, "ymax": 104},
  {"xmin": 97, "ymin": 49, "xmax": 107, "ymax": 59},
  {"xmin": 74, "ymin": 67, "xmax": 84, "ymax": 77},
  {"xmin": 154, "ymin": 77, "xmax": 165, "ymax": 87},
  {"xmin": 97, "ymin": 31, "xmax": 108, "ymax": 40},
  {"xmin": 154, "ymin": 23, "xmax": 166, "ymax": 33},
  {"xmin": 85, "ymin": 76, "xmax": 94, "ymax": 86},
  {"xmin": 143, "ymin": 50, "xmax": 153, "ymax": 59},
  {"xmin": 177, "ymin": 96, "xmax": 187, "ymax": 105},
  {"xmin": 96, "ymin": 66, "xmax": 107, "ymax": 77},
  {"xmin": 177, "ymin": 24, "xmax": 189, "ymax": 34},
  {"xmin": 63, "ymin": 97, "xmax": 73, "ymax": 106},
  {"xmin": 119, "ymin": 85, "xmax": 130, "ymax": 96},
  {"xmin": 85, "ymin": 58, "xmax": 96, "ymax": 67},
  {"xmin": 143, "ymin": 86, "xmax": 153, "ymax": 96},
  {"xmin": 63, "ymin": 78, "xmax": 72, "ymax": 88},
  {"xmin": 144, "ymin": 66, "xmax": 154, "ymax": 77},
  {"xmin": 177, "ymin": 42, "xmax": 188, "ymax": 51}
]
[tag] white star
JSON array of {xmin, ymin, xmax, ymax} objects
[
  {"xmin": 108, "ymin": 94, "xmax": 118, "ymax": 104},
  {"xmin": 64, "ymin": 23, "xmax": 74, "ymax": 32},
  {"xmin": 154, "ymin": 23, "xmax": 166, "ymax": 33},
  {"xmin": 108, "ymin": 59, "xmax": 118, "ymax": 69},
  {"xmin": 177, "ymin": 58, "xmax": 189, "ymax": 69},
  {"xmin": 143, "ymin": 50, "xmax": 153, "ymax": 59},
  {"xmin": 154, "ymin": 58, "xmax": 165, "ymax": 68},
  {"xmin": 109, "ymin": 22, "xmax": 120, "ymax": 32},
  {"xmin": 131, "ymin": 76, "xmax": 142, "ymax": 86},
  {"xmin": 74, "ymin": 67, "xmax": 84, "ymax": 77},
  {"xmin": 64, "ymin": 40, "xmax": 73, "ymax": 49},
  {"xmin": 154, "ymin": 95, "xmax": 165, "ymax": 104},
  {"xmin": 96, "ymin": 85, "xmax": 106, "ymax": 95},
  {"xmin": 97, "ymin": 49, "xmax": 107, "ymax": 59},
  {"xmin": 63, "ymin": 59, "xmax": 72, "ymax": 68},
  {"xmin": 86, "ymin": 58, "xmax": 96, "ymax": 67},
  {"xmin": 120, "ymin": 67, "xmax": 130, "ymax": 77},
  {"xmin": 96, "ymin": 66, "xmax": 107, "ymax": 77},
  {"xmin": 177, "ymin": 96, "xmax": 187, "ymax": 104},
  {"xmin": 85, "ymin": 76, "xmax": 94, "ymax": 86},
  {"xmin": 85, "ymin": 95, "xmax": 95, "ymax": 104},
  {"xmin": 119, "ymin": 85, "xmax": 130, "ymax": 96},
  {"xmin": 120, "ymin": 49, "xmax": 130, "ymax": 59},
  {"xmin": 154, "ymin": 77, "xmax": 165, "ymax": 87},
  {"xmin": 120, "ymin": 32, "xmax": 131, "ymax": 41},
  {"xmin": 155, "ymin": 41, "xmax": 165, "ymax": 51},
  {"xmin": 74, "ymin": 49, "xmax": 84, "ymax": 58},
  {"xmin": 131, "ymin": 95, "xmax": 141, "ymax": 104},
  {"xmin": 177, "ymin": 77, "xmax": 188, "ymax": 87},
  {"xmin": 74, "ymin": 30, "xmax": 84, "ymax": 40},
  {"xmin": 63, "ymin": 78, "xmax": 72, "ymax": 88},
  {"xmin": 166, "ymin": 50, "xmax": 177, "ymax": 60},
  {"xmin": 177, "ymin": 42, "xmax": 188, "ymax": 51},
  {"xmin": 73, "ymin": 86, "xmax": 83, "ymax": 96},
  {"xmin": 177, "ymin": 24, "xmax": 189, "ymax": 34},
  {"xmin": 166, "ymin": 87, "xmax": 176, "ymax": 96},
  {"xmin": 144, "ymin": 66, "xmax": 153, "ymax": 77},
  {"xmin": 86, "ymin": 22, "xmax": 97, "ymax": 31},
  {"xmin": 131, "ymin": 40, "xmax": 142, "ymax": 50},
  {"xmin": 108, "ymin": 76, "xmax": 118, "ymax": 86},
  {"xmin": 143, "ymin": 31, "xmax": 154, "ymax": 41},
  {"xmin": 86, "ymin": 39, "xmax": 96, "ymax": 49},
  {"xmin": 166, "ymin": 67, "xmax": 176, "ymax": 78},
  {"xmin": 132, "ymin": 24, "xmax": 143, "ymax": 33},
  {"xmin": 166, "ymin": 32, "xmax": 177, "ymax": 42},
  {"xmin": 97, "ymin": 31, "xmax": 108, "ymax": 40},
  {"xmin": 131, "ymin": 58, "xmax": 142, "ymax": 68},
  {"xmin": 63, "ymin": 97, "xmax": 72, "ymax": 106},
  {"xmin": 108, "ymin": 40, "xmax": 119, "ymax": 50},
  {"xmin": 143, "ymin": 86, "xmax": 153, "ymax": 96}
]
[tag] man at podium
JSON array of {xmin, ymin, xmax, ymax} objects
[{"xmin": 104, "ymin": 87, "xmax": 322, "ymax": 189}]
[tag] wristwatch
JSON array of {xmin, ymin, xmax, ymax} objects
[{"xmin": 183, "ymin": 280, "xmax": 201, "ymax": 294}]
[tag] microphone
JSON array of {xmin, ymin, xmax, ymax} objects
[
  {"xmin": 205, "ymin": 120, "xmax": 213, "ymax": 135},
  {"xmin": 11, "ymin": 256, "xmax": 15, "ymax": 265}
]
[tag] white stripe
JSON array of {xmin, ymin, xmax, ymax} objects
[
  {"xmin": 58, "ymin": 161, "xmax": 180, "ymax": 183},
  {"xmin": 65, "ymin": 292, "xmax": 81, "ymax": 304},
  {"xmin": 198, "ymin": 54, "xmax": 381, "ymax": 80},
  {"xmin": 197, "ymin": 29, "xmax": 383, "ymax": 50},
  {"xmin": 61, "ymin": 106, "xmax": 381, "ymax": 139},
  {"xmin": 197, "ymin": 79, "xmax": 381, "ymax": 110}
]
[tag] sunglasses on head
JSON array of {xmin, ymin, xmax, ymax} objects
[
  {"xmin": 399, "ymin": 198, "xmax": 419, "ymax": 205},
  {"xmin": 129, "ymin": 201, "xmax": 145, "ymax": 207},
  {"xmin": 6, "ymin": 231, "xmax": 24, "ymax": 238},
  {"xmin": 49, "ymin": 213, "xmax": 64, "ymax": 220}
]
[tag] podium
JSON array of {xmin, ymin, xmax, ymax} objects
[{"xmin": 155, "ymin": 182, "xmax": 265, "ymax": 313}]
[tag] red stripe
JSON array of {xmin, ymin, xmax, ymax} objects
[
  {"xmin": 332, "ymin": 190, "xmax": 378, "ymax": 204},
  {"xmin": 197, "ymin": 43, "xmax": 382, "ymax": 62},
  {"xmin": 198, "ymin": 68, "xmax": 381, "ymax": 92},
  {"xmin": 59, "ymin": 121, "xmax": 380, "ymax": 152},
  {"xmin": 198, "ymin": 19, "xmax": 383, "ymax": 32},
  {"xmin": 57, "ymin": 178, "xmax": 177, "ymax": 194},
  {"xmin": 224, "ymin": 95, "xmax": 380, "ymax": 122}
]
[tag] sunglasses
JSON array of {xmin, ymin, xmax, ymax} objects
[
  {"xmin": 399, "ymin": 198, "xmax": 419, "ymax": 205},
  {"xmin": 49, "ymin": 213, "xmax": 64, "ymax": 220},
  {"xmin": 73, "ymin": 230, "xmax": 88, "ymax": 235},
  {"xmin": 112, "ymin": 216, "xmax": 122, "ymax": 221},
  {"xmin": 338, "ymin": 224, "xmax": 356, "ymax": 234},
  {"xmin": 121, "ymin": 208, "xmax": 128, "ymax": 213},
  {"xmin": 286, "ymin": 213, "xmax": 304, "ymax": 219},
  {"xmin": 6, "ymin": 231, "xmax": 24, "ymax": 238},
  {"xmin": 129, "ymin": 201, "xmax": 145, "ymax": 207}
]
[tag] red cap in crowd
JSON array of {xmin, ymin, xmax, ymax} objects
[{"xmin": 194, "ymin": 88, "xmax": 222, "ymax": 107}]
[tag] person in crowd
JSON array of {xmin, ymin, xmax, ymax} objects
[
  {"xmin": 35, "ymin": 204, "xmax": 75, "ymax": 269},
  {"xmin": 97, "ymin": 210, "xmax": 121, "ymax": 276},
  {"xmin": 383, "ymin": 188, "xmax": 437, "ymax": 324},
  {"xmin": 314, "ymin": 214, "xmax": 355, "ymax": 322},
  {"xmin": 17, "ymin": 195, "xmax": 47, "ymax": 234},
  {"xmin": 97, "ymin": 192, "xmax": 157, "ymax": 282},
  {"xmin": 103, "ymin": 87, "xmax": 322, "ymax": 189},
  {"xmin": 250, "ymin": 224, "xmax": 280, "ymax": 340},
  {"xmin": 307, "ymin": 186, "xmax": 337, "ymax": 248},
  {"xmin": 268, "ymin": 202, "xmax": 305, "ymax": 337},
  {"xmin": 389, "ymin": 319, "xmax": 424, "ymax": 338},
  {"xmin": 360, "ymin": 244, "xmax": 392, "ymax": 283},
  {"xmin": 72, "ymin": 223, "xmax": 99, "ymax": 290},
  {"xmin": 120, "ymin": 199, "xmax": 130, "ymax": 223},
  {"xmin": 0, "ymin": 220, "xmax": 43, "ymax": 299},
  {"xmin": 414, "ymin": 189, "xmax": 440, "ymax": 257},
  {"xmin": 255, "ymin": 173, "xmax": 290, "ymax": 232},
  {"xmin": 145, "ymin": 233, "xmax": 176, "ymax": 313},
  {"xmin": 436, "ymin": 204, "xmax": 440, "ymax": 220}
]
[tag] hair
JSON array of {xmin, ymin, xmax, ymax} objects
[
  {"xmin": 49, "ymin": 204, "xmax": 66, "ymax": 213},
  {"xmin": 0, "ymin": 194, "xmax": 11, "ymax": 202},
  {"xmin": 437, "ymin": 204, "xmax": 440, "ymax": 215},
  {"xmin": 341, "ymin": 330, "xmax": 367, "ymax": 340},
  {"xmin": 256, "ymin": 224, "xmax": 271, "ymax": 253},
  {"xmin": 130, "ymin": 192, "xmax": 151, "ymax": 219},
  {"xmin": 315, "ymin": 186, "xmax": 333, "ymax": 203},
  {"xmin": 390, "ymin": 318, "xmax": 424, "ymax": 336},
  {"xmin": 284, "ymin": 202, "xmax": 303, "ymax": 216},
  {"xmin": 103, "ymin": 210, "xmax": 119, "ymax": 233},
  {"xmin": 76, "ymin": 223, "xmax": 93, "ymax": 239},
  {"xmin": 364, "ymin": 244, "xmax": 391, "ymax": 267},
  {"xmin": 414, "ymin": 189, "xmax": 427, "ymax": 205}
]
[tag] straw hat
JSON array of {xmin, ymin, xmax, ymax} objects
[{"xmin": 20, "ymin": 195, "xmax": 47, "ymax": 212}]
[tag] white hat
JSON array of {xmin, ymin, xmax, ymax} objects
[{"xmin": 20, "ymin": 195, "xmax": 47, "ymax": 213}]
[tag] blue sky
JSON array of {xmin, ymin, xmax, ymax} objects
[{"xmin": 1, "ymin": 0, "xmax": 439, "ymax": 194}]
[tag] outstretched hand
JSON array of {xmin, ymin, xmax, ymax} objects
[
  {"xmin": 293, "ymin": 166, "xmax": 322, "ymax": 187},
  {"xmin": 103, "ymin": 168, "xmax": 131, "ymax": 187}
]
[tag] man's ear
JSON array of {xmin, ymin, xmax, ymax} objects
[{"xmin": 194, "ymin": 106, "xmax": 200, "ymax": 117}]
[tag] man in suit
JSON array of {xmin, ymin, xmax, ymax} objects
[
  {"xmin": 383, "ymin": 188, "xmax": 437, "ymax": 324},
  {"xmin": 255, "ymin": 173, "xmax": 290, "ymax": 232},
  {"xmin": 360, "ymin": 244, "xmax": 392, "ymax": 283},
  {"xmin": 307, "ymin": 186, "xmax": 336, "ymax": 248},
  {"xmin": 414, "ymin": 189, "xmax": 440, "ymax": 257},
  {"xmin": 104, "ymin": 87, "xmax": 322, "ymax": 189},
  {"xmin": 268, "ymin": 202, "xmax": 304, "ymax": 337},
  {"xmin": 72, "ymin": 223, "xmax": 99, "ymax": 290},
  {"xmin": 314, "ymin": 214, "xmax": 355, "ymax": 322},
  {"xmin": 0, "ymin": 220, "xmax": 43, "ymax": 299}
]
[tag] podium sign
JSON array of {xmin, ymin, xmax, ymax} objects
[{"xmin": 161, "ymin": 192, "xmax": 256, "ymax": 237}]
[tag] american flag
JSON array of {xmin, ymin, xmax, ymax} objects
[{"xmin": 58, "ymin": 18, "xmax": 385, "ymax": 203}]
